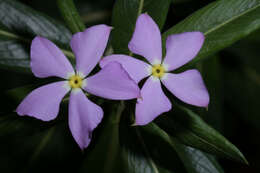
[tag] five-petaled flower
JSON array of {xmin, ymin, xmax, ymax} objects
[
  {"xmin": 100, "ymin": 14, "xmax": 210, "ymax": 125},
  {"xmin": 16, "ymin": 25, "xmax": 140, "ymax": 150}
]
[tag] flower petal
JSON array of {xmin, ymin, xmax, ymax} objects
[
  {"xmin": 163, "ymin": 32, "xmax": 204, "ymax": 71},
  {"xmin": 135, "ymin": 77, "xmax": 172, "ymax": 125},
  {"xmin": 100, "ymin": 55, "xmax": 150, "ymax": 83},
  {"xmin": 128, "ymin": 13, "xmax": 162, "ymax": 64},
  {"xmin": 162, "ymin": 70, "xmax": 209, "ymax": 107},
  {"xmin": 30, "ymin": 37, "xmax": 75, "ymax": 79},
  {"xmin": 70, "ymin": 25, "xmax": 112, "ymax": 76},
  {"xmin": 84, "ymin": 62, "xmax": 140, "ymax": 100},
  {"xmin": 16, "ymin": 81, "xmax": 69, "ymax": 121},
  {"xmin": 69, "ymin": 89, "xmax": 103, "ymax": 150}
]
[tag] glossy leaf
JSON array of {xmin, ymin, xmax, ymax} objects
[
  {"xmin": 173, "ymin": 142, "xmax": 224, "ymax": 173},
  {"xmin": 120, "ymin": 115, "xmax": 185, "ymax": 173},
  {"xmin": 0, "ymin": 0, "xmax": 73, "ymax": 71},
  {"xmin": 163, "ymin": 0, "xmax": 260, "ymax": 69},
  {"xmin": 111, "ymin": 0, "xmax": 171, "ymax": 53},
  {"xmin": 143, "ymin": 123, "xmax": 224, "ymax": 173},
  {"xmin": 156, "ymin": 105, "xmax": 248, "ymax": 164}
]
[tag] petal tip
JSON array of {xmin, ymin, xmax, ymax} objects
[
  {"xmin": 196, "ymin": 31, "xmax": 205, "ymax": 43},
  {"xmin": 140, "ymin": 13, "xmax": 151, "ymax": 20}
]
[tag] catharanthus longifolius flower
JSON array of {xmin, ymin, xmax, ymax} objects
[
  {"xmin": 16, "ymin": 25, "xmax": 140, "ymax": 150},
  {"xmin": 100, "ymin": 14, "xmax": 209, "ymax": 125}
]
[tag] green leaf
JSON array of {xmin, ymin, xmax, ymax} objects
[
  {"xmin": 120, "ymin": 117, "xmax": 185, "ymax": 173},
  {"xmin": 0, "ymin": 0, "xmax": 74, "ymax": 71},
  {"xmin": 163, "ymin": 0, "xmax": 260, "ymax": 69},
  {"xmin": 143, "ymin": 123, "xmax": 224, "ymax": 173},
  {"xmin": 171, "ymin": 140, "xmax": 224, "ymax": 173},
  {"xmin": 111, "ymin": 0, "xmax": 171, "ymax": 53},
  {"xmin": 157, "ymin": 105, "xmax": 248, "ymax": 164},
  {"xmin": 57, "ymin": 0, "xmax": 85, "ymax": 34}
]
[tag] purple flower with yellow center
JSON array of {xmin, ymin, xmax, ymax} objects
[
  {"xmin": 16, "ymin": 25, "xmax": 140, "ymax": 150},
  {"xmin": 100, "ymin": 14, "xmax": 210, "ymax": 125}
]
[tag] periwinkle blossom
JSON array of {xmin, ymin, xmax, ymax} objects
[
  {"xmin": 16, "ymin": 25, "xmax": 140, "ymax": 150},
  {"xmin": 100, "ymin": 14, "xmax": 210, "ymax": 125}
]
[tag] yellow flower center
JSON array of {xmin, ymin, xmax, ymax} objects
[
  {"xmin": 152, "ymin": 64, "xmax": 165, "ymax": 78},
  {"xmin": 69, "ymin": 75, "xmax": 83, "ymax": 89}
]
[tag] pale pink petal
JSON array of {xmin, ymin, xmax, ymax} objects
[
  {"xmin": 128, "ymin": 13, "xmax": 162, "ymax": 64},
  {"xmin": 16, "ymin": 81, "xmax": 69, "ymax": 121},
  {"xmin": 135, "ymin": 77, "xmax": 172, "ymax": 125},
  {"xmin": 100, "ymin": 55, "xmax": 150, "ymax": 83},
  {"xmin": 163, "ymin": 32, "xmax": 204, "ymax": 71},
  {"xmin": 70, "ymin": 25, "xmax": 112, "ymax": 76},
  {"xmin": 162, "ymin": 70, "xmax": 209, "ymax": 107},
  {"xmin": 84, "ymin": 62, "xmax": 140, "ymax": 100},
  {"xmin": 69, "ymin": 89, "xmax": 103, "ymax": 150},
  {"xmin": 30, "ymin": 37, "xmax": 75, "ymax": 79}
]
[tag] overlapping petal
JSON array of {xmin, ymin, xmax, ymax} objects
[
  {"xmin": 135, "ymin": 77, "xmax": 172, "ymax": 125},
  {"xmin": 128, "ymin": 13, "xmax": 162, "ymax": 64},
  {"xmin": 16, "ymin": 81, "xmax": 70, "ymax": 121},
  {"xmin": 84, "ymin": 62, "xmax": 140, "ymax": 100},
  {"xmin": 100, "ymin": 55, "xmax": 150, "ymax": 83},
  {"xmin": 162, "ymin": 70, "xmax": 209, "ymax": 107},
  {"xmin": 69, "ymin": 89, "xmax": 103, "ymax": 150},
  {"xmin": 30, "ymin": 37, "xmax": 75, "ymax": 79},
  {"xmin": 70, "ymin": 25, "xmax": 112, "ymax": 77},
  {"xmin": 163, "ymin": 32, "xmax": 204, "ymax": 71}
]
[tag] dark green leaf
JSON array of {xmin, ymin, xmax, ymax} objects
[
  {"xmin": 157, "ymin": 105, "xmax": 248, "ymax": 164},
  {"xmin": 163, "ymin": 0, "xmax": 260, "ymax": 69},
  {"xmin": 143, "ymin": 123, "xmax": 224, "ymax": 173},
  {"xmin": 0, "ymin": 0, "xmax": 73, "ymax": 71},
  {"xmin": 111, "ymin": 0, "xmax": 171, "ymax": 53},
  {"xmin": 172, "ymin": 142, "xmax": 224, "ymax": 173},
  {"xmin": 120, "ymin": 117, "xmax": 185, "ymax": 173},
  {"xmin": 57, "ymin": 0, "xmax": 85, "ymax": 34}
]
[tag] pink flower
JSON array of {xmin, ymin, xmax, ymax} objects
[
  {"xmin": 100, "ymin": 14, "xmax": 209, "ymax": 125},
  {"xmin": 16, "ymin": 25, "xmax": 140, "ymax": 150}
]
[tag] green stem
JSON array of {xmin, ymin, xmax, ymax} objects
[
  {"xmin": 137, "ymin": 0, "xmax": 145, "ymax": 16},
  {"xmin": 57, "ymin": 0, "xmax": 85, "ymax": 34}
]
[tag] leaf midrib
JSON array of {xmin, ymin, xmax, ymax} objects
[
  {"xmin": 204, "ymin": 2, "xmax": 260, "ymax": 36},
  {"xmin": 180, "ymin": 124, "xmax": 246, "ymax": 163},
  {"xmin": 0, "ymin": 28, "xmax": 75, "ymax": 58}
]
